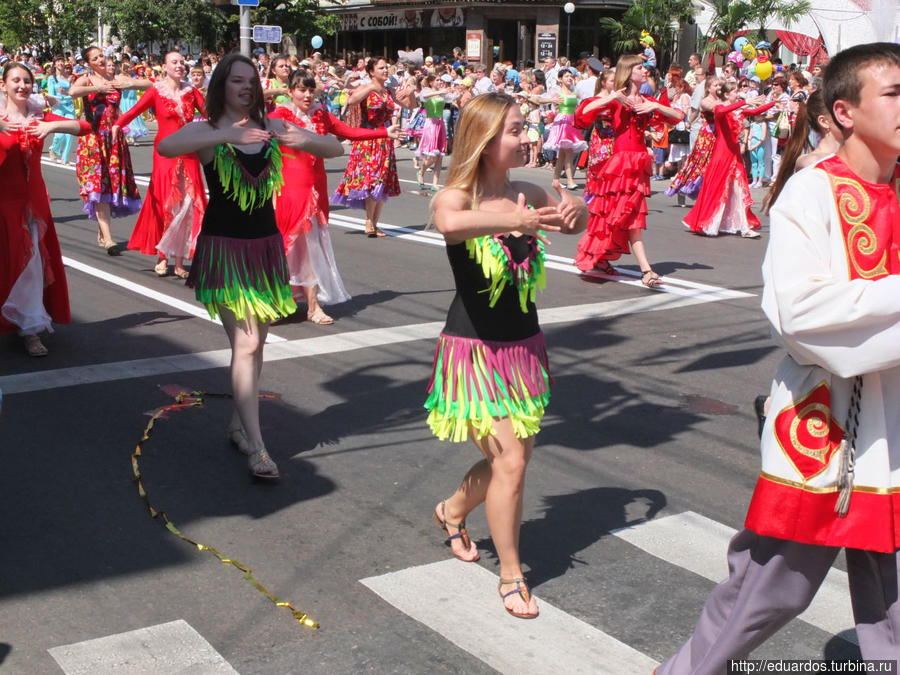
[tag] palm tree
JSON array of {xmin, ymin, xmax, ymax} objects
[
  {"xmin": 702, "ymin": 0, "xmax": 811, "ymax": 56},
  {"xmin": 599, "ymin": 0, "xmax": 695, "ymax": 67}
]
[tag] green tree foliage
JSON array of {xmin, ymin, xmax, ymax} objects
[
  {"xmin": 0, "ymin": 0, "xmax": 101, "ymax": 53},
  {"xmin": 703, "ymin": 0, "xmax": 811, "ymax": 56},
  {"xmin": 100, "ymin": 0, "xmax": 229, "ymax": 50},
  {"xmin": 599, "ymin": 0, "xmax": 696, "ymax": 66}
]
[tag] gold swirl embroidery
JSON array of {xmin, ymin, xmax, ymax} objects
[
  {"xmin": 831, "ymin": 175, "xmax": 887, "ymax": 279},
  {"xmin": 788, "ymin": 401, "xmax": 831, "ymax": 463}
]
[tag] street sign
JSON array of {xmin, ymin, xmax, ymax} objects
[
  {"xmin": 236, "ymin": 0, "xmax": 259, "ymax": 6},
  {"xmin": 253, "ymin": 25, "xmax": 283, "ymax": 43}
]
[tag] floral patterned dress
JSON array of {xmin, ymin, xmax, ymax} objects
[
  {"xmin": 330, "ymin": 89, "xmax": 400, "ymax": 208},
  {"xmin": 75, "ymin": 81, "xmax": 142, "ymax": 219}
]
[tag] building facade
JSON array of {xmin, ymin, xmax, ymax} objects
[{"xmin": 323, "ymin": 0, "xmax": 632, "ymax": 69}]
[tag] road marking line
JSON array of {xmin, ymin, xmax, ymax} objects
[
  {"xmin": 327, "ymin": 213, "xmax": 753, "ymax": 301},
  {"xmin": 62, "ymin": 256, "xmax": 287, "ymax": 343},
  {"xmin": 44, "ymin": 157, "xmax": 752, "ymax": 302},
  {"xmin": 1, "ymin": 293, "xmax": 718, "ymax": 395},
  {"xmin": 611, "ymin": 511, "xmax": 857, "ymax": 643},
  {"xmin": 361, "ymin": 559, "xmax": 658, "ymax": 674},
  {"xmin": 47, "ymin": 619, "xmax": 239, "ymax": 674}
]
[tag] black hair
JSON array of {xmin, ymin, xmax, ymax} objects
[
  {"xmin": 205, "ymin": 53, "xmax": 266, "ymax": 129},
  {"xmin": 365, "ymin": 57, "xmax": 386, "ymax": 75},
  {"xmin": 288, "ymin": 68, "xmax": 316, "ymax": 90},
  {"xmin": 824, "ymin": 42, "xmax": 900, "ymax": 130}
]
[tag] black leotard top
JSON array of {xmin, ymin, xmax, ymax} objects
[
  {"xmin": 442, "ymin": 234, "xmax": 540, "ymax": 342},
  {"xmin": 200, "ymin": 145, "xmax": 278, "ymax": 239}
]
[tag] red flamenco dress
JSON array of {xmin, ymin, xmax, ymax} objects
[
  {"xmin": 269, "ymin": 104, "xmax": 388, "ymax": 304},
  {"xmin": 574, "ymin": 98, "xmax": 676, "ymax": 271},
  {"xmin": 75, "ymin": 84, "xmax": 142, "ymax": 218},
  {"xmin": 116, "ymin": 82, "xmax": 207, "ymax": 259},
  {"xmin": 1, "ymin": 113, "xmax": 91, "ymax": 335},
  {"xmin": 330, "ymin": 90, "xmax": 400, "ymax": 208},
  {"xmin": 683, "ymin": 100, "xmax": 774, "ymax": 236},
  {"xmin": 574, "ymin": 99, "xmax": 615, "ymax": 204}
]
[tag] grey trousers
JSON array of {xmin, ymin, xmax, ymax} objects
[{"xmin": 656, "ymin": 529, "xmax": 900, "ymax": 675}]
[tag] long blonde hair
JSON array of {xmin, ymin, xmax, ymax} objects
[
  {"xmin": 614, "ymin": 54, "xmax": 644, "ymax": 94},
  {"xmin": 439, "ymin": 92, "xmax": 517, "ymax": 205}
]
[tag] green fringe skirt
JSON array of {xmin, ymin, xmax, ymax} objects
[
  {"xmin": 424, "ymin": 332, "xmax": 552, "ymax": 442},
  {"xmin": 186, "ymin": 233, "xmax": 297, "ymax": 323}
]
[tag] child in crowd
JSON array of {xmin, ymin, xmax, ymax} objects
[{"xmin": 747, "ymin": 113, "xmax": 767, "ymax": 188}]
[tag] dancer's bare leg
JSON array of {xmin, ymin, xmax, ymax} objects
[
  {"xmin": 174, "ymin": 256, "xmax": 188, "ymax": 277},
  {"xmin": 560, "ymin": 149, "xmax": 576, "ymax": 188},
  {"xmin": 443, "ymin": 418, "xmax": 537, "ymax": 615},
  {"xmin": 96, "ymin": 202, "xmax": 114, "ymax": 247},
  {"xmin": 431, "ymin": 156, "xmax": 443, "ymax": 189}
]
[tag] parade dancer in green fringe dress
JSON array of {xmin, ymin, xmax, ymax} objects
[
  {"xmin": 158, "ymin": 54, "xmax": 343, "ymax": 480},
  {"xmin": 427, "ymin": 93, "xmax": 588, "ymax": 618}
]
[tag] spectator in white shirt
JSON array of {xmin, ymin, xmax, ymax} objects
[{"xmin": 575, "ymin": 57, "xmax": 602, "ymax": 102}]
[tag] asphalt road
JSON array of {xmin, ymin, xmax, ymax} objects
[{"xmin": 0, "ymin": 130, "xmax": 861, "ymax": 674}]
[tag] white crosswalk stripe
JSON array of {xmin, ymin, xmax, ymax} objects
[
  {"xmin": 611, "ymin": 511, "xmax": 858, "ymax": 644},
  {"xmin": 48, "ymin": 619, "xmax": 239, "ymax": 674}
]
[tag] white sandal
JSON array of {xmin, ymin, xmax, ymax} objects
[
  {"xmin": 248, "ymin": 448, "xmax": 279, "ymax": 481},
  {"xmin": 23, "ymin": 334, "xmax": 48, "ymax": 357}
]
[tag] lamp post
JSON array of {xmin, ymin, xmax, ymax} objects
[{"xmin": 563, "ymin": 2, "xmax": 575, "ymax": 60}]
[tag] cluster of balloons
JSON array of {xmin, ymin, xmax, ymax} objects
[{"xmin": 729, "ymin": 36, "xmax": 775, "ymax": 80}]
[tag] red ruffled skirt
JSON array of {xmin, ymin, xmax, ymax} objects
[
  {"xmin": 0, "ymin": 202, "xmax": 69, "ymax": 334},
  {"xmin": 127, "ymin": 152, "xmax": 206, "ymax": 259},
  {"xmin": 575, "ymin": 150, "xmax": 651, "ymax": 271}
]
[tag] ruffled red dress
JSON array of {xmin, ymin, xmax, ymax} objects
[
  {"xmin": 115, "ymin": 82, "xmax": 207, "ymax": 259},
  {"xmin": 268, "ymin": 104, "xmax": 388, "ymax": 303},
  {"xmin": 683, "ymin": 100, "xmax": 774, "ymax": 236},
  {"xmin": 574, "ymin": 98, "xmax": 676, "ymax": 271},
  {"xmin": 1, "ymin": 113, "xmax": 90, "ymax": 334},
  {"xmin": 574, "ymin": 99, "xmax": 615, "ymax": 204}
]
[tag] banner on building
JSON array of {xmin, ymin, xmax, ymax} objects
[{"xmin": 342, "ymin": 10, "xmax": 423, "ymax": 31}]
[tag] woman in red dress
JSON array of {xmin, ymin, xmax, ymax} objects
[
  {"xmin": 1, "ymin": 63, "xmax": 90, "ymax": 356},
  {"xmin": 331, "ymin": 57, "xmax": 415, "ymax": 238},
  {"xmin": 665, "ymin": 77, "xmax": 721, "ymax": 206},
  {"xmin": 69, "ymin": 47, "xmax": 148, "ymax": 255},
  {"xmin": 683, "ymin": 81, "xmax": 773, "ymax": 238},
  {"xmin": 269, "ymin": 69, "xmax": 403, "ymax": 324},
  {"xmin": 113, "ymin": 50, "xmax": 207, "ymax": 278},
  {"xmin": 575, "ymin": 69, "xmax": 617, "ymax": 205},
  {"xmin": 573, "ymin": 55, "xmax": 683, "ymax": 285}
]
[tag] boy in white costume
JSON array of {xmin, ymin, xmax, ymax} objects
[{"xmin": 658, "ymin": 42, "xmax": 900, "ymax": 674}]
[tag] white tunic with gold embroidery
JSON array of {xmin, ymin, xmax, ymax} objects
[{"xmin": 745, "ymin": 154, "xmax": 900, "ymax": 553}]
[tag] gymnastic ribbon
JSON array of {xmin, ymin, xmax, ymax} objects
[{"xmin": 130, "ymin": 388, "xmax": 319, "ymax": 630}]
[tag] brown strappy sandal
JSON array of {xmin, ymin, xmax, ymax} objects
[
  {"xmin": 433, "ymin": 501, "xmax": 479, "ymax": 562},
  {"xmin": 498, "ymin": 577, "xmax": 539, "ymax": 619}
]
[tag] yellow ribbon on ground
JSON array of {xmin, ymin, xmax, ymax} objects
[{"xmin": 131, "ymin": 389, "xmax": 319, "ymax": 630}]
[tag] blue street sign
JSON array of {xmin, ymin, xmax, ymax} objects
[
  {"xmin": 253, "ymin": 25, "xmax": 282, "ymax": 44},
  {"xmin": 237, "ymin": 0, "xmax": 259, "ymax": 6}
]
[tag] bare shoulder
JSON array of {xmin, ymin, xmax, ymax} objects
[
  {"xmin": 433, "ymin": 187, "xmax": 472, "ymax": 212},
  {"xmin": 511, "ymin": 180, "xmax": 552, "ymax": 208}
]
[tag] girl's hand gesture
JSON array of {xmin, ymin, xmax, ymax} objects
[
  {"xmin": 272, "ymin": 120, "xmax": 310, "ymax": 149},
  {"xmin": 94, "ymin": 80, "xmax": 115, "ymax": 95},
  {"xmin": 611, "ymin": 88, "xmax": 630, "ymax": 106},
  {"xmin": 31, "ymin": 121, "xmax": 56, "ymax": 140},
  {"xmin": 386, "ymin": 123, "xmax": 406, "ymax": 140},
  {"xmin": 515, "ymin": 192, "xmax": 562, "ymax": 243},
  {"xmin": 633, "ymin": 97, "xmax": 658, "ymax": 115},
  {"xmin": 553, "ymin": 183, "xmax": 587, "ymax": 233},
  {"xmin": 228, "ymin": 117, "xmax": 273, "ymax": 146}
]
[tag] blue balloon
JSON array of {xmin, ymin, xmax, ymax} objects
[
  {"xmin": 311, "ymin": 35, "xmax": 323, "ymax": 50},
  {"xmin": 733, "ymin": 36, "xmax": 749, "ymax": 51}
]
